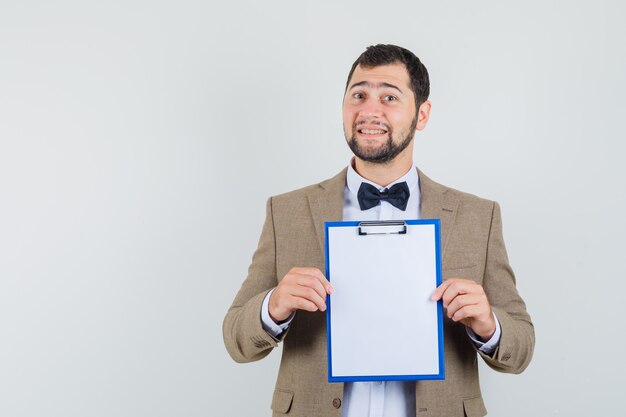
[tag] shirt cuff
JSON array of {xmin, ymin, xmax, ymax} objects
[
  {"xmin": 466, "ymin": 311, "xmax": 501, "ymax": 355},
  {"xmin": 261, "ymin": 288, "xmax": 295, "ymax": 337}
]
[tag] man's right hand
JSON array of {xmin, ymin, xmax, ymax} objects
[{"xmin": 269, "ymin": 267, "xmax": 334, "ymax": 323}]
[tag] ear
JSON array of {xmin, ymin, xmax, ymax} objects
[{"xmin": 415, "ymin": 100, "xmax": 431, "ymax": 131}]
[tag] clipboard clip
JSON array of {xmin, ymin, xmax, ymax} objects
[{"xmin": 358, "ymin": 221, "xmax": 407, "ymax": 236}]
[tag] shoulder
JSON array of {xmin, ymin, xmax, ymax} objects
[{"xmin": 419, "ymin": 168, "xmax": 497, "ymax": 213}]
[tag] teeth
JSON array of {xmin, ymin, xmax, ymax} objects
[{"xmin": 361, "ymin": 129, "xmax": 386, "ymax": 134}]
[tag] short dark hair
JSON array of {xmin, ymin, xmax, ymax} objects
[{"xmin": 345, "ymin": 44, "xmax": 430, "ymax": 108}]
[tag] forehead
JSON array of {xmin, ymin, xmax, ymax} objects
[{"xmin": 348, "ymin": 63, "xmax": 412, "ymax": 91}]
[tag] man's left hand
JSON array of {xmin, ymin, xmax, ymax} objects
[{"xmin": 431, "ymin": 278, "xmax": 496, "ymax": 341}]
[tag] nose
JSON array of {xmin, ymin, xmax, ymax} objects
[{"xmin": 358, "ymin": 98, "xmax": 384, "ymax": 119}]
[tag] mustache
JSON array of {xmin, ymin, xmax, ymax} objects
[{"xmin": 354, "ymin": 120, "xmax": 391, "ymax": 131}]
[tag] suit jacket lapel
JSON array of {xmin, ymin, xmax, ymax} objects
[
  {"xmin": 306, "ymin": 166, "xmax": 459, "ymax": 256},
  {"xmin": 418, "ymin": 168, "xmax": 459, "ymax": 255},
  {"xmin": 307, "ymin": 168, "xmax": 347, "ymax": 255}
]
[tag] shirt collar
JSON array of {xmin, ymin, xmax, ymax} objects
[{"xmin": 346, "ymin": 158, "xmax": 419, "ymax": 197}]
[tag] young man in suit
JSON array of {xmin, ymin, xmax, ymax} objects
[{"xmin": 223, "ymin": 44, "xmax": 534, "ymax": 417}]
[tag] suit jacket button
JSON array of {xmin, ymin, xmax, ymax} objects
[{"xmin": 332, "ymin": 398, "xmax": 342, "ymax": 409}]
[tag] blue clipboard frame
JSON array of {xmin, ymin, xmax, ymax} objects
[{"xmin": 324, "ymin": 219, "xmax": 445, "ymax": 383}]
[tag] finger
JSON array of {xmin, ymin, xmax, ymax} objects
[
  {"xmin": 441, "ymin": 281, "xmax": 480, "ymax": 307},
  {"xmin": 441, "ymin": 285, "xmax": 465, "ymax": 309},
  {"xmin": 451, "ymin": 304, "xmax": 482, "ymax": 322},
  {"xmin": 294, "ymin": 274, "xmax": 327, "ymax": 301},
  {"xmin": 269, "ymin": 287, "xmax": 317, "ymax": 322},
  {"xmin": 273, "ymin": 290, "xmax": 322, "ymax": 316},
  {"xmin": 431, "ymin": 279, "xmax": 454, "ymax": 300},
  {"xmin": 289, "ymin": 285, "xmax": 327, "ymax": 312},
  {"xmin": 276, "ymin": 273, "xmax": 327, "ymax": 310},
  {"xmin": 306, "ymin": 268, "xmax": 334, "ymax": 294},
  {"xmin": 446, "ymin": 293, "xmax": 482, "ymax": 318},
  {"xmin": 290, "ymin": 296, "xmax": 320, "ymax": 313},
  {"xmin": 444, "ymin": 294, "xmax": 469, "ymax": 319},
  {"xmin": 293, "ymin": 267, "xmax": 334, "ymax": 294},
  {"xmin": 432, "ymin": 278, "xmax": 474, "ymax": 301}
]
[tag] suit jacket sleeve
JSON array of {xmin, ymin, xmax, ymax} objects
[
  {"xmin": 223, "ymin": 198, "xmax": 282, "ymax": 363},
  {"xmin": 478, "ymin": 201, "xmax": 535, "ymax": 373}
]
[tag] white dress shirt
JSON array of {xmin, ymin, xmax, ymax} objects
[{"xmin": 261, "ymin": 162, "xmax": 501, "ymax": 417}]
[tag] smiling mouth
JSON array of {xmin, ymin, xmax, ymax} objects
[{"xmin": 357, "ymin": 128, "xmax": 388, "ymax": 135}]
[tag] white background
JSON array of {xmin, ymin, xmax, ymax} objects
[{"xmin": 1, "ymin": 1, "xmax": 624, "ymax": 416}]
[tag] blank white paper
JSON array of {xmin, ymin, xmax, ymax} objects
[{"xmin": 327, "ymin": 222, "xmax": 441, "ymax": 380}]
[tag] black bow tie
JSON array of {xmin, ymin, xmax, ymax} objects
[{"xmin": 357, "ymin": 181, "xmax": 410, "ymax": 211}]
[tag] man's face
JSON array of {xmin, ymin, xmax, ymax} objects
[{"xmin": 342, "ymin": 63, "xmax": 420, "ymax": 164}]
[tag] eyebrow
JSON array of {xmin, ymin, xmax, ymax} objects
[{"xmin": 348, "ymin": 81, "xmax": 403, "ymax": 94}]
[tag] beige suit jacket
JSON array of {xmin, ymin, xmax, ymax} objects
[{"xmin": 223, "ymin": 168, "xmax": 534, "ymax": 417}]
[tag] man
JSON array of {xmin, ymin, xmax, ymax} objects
[{"xmin": 223, "ymin": 44, "xmax": 534, "ymax": 417}]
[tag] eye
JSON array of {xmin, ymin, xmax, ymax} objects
[
  {"xmin": 353, "ymin": 92, "xmax": 365, "ymax": 100},
  {"xmin": 382, "ymin": 95, "xmax": 397, "ymax": 102}
]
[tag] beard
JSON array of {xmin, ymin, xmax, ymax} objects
[{"xmin": 346, "ymin": 116, "xmax": 418, "ymax": 164}]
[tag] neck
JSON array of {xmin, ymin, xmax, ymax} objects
[{"xmin": 353, "ymin": 147, "xmax": 414, "ymax": 187}]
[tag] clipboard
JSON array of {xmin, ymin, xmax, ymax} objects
[{"xmin": 324, "ymin": 219, "xmax": 444, "ymax": 382}]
